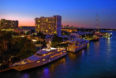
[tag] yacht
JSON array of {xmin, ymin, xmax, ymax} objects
[
  {"xmin": 67, "ymin": 40, "xmax": 88, "ymax": 53},
  {"xmin": 11, "ymin": 47, "xmax": 67, "ymax": 71}
]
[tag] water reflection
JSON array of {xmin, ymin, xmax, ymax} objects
[
  {"xmin": 21, "ymin": 73, "xmax": 30, "ymax": 78},
  {"xmin": 106, "ymin": 37, "xmax": 111, "ymax": 59},
  {"xmin": 68, "ymin": 50, "xmax": 85, "ymax": 61},
  {"xmin": 94, "ymin": 41, "xmax": 100, "ymax": 55},
  {"xmin": 106, "ymin": 38, "xmax": 111, "ymax": 51},
  {"xmin": 87, "ymin": 43, "xmax": 90, "ymax": 49},
  {"xmin": 49, "ymin": 57, "xmax": 66, "ymax": 72},
  {"xmin": 42, "ymin": 67, "xmax": 50, "ymax": 78},
  {"xmin": 1, "ymin": 31, "xmax": 116, "ymax": 78},
  {"xmin": 68, "ymin": 53, "xmax": 78, "ymax": 61}
]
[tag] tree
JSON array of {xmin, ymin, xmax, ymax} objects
[
  {"xmin": 51, "ymin": 35, "xmax": 63, "ymax": 47},
  {"xmin": 0, "ymin": 31, "xmax": 36, "ymax": 67},
  {"xmin": 37, "ymin": 32, "xmax": 45, "ymax": 39}
]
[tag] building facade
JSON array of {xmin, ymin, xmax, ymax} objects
[
  {"xmin": 0, "ymin": 19, "xmax": 18, "ymax": 29},
  {"xmin": 35, "ymin": 15, "xmax": 62, "ymax": 36}
]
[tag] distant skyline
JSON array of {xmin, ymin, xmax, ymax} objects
[{"xmin": 0, "ymin": 0, "xmax": 116, "ymax": 28}]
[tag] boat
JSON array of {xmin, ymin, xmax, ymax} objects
[
  {"xmin": 11, "ymin": 40, "xmax": 67, "ymax": 71},
  {"xmin": 102, "ymin": 32, "xmax": 112, "ymax": 38},
  {"xmin": 94, "ymin": 31, "xmax": 103, "ymax": 37},
  {"xmin": 11, "ymin": 47, "xmax": 67, "ymax": 71},
  {"xmin": 67, "ymin": 40, "xmax": 88, "ymax": 53},
  {"xmin": 84, "ymin": 35, "xmax": 100, "ymax": 41}
]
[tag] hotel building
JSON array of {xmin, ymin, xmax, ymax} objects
[
  {"xmin": 0, "ymin": 19, "xmax": 18, "ymax": 29},
  {"xmin": 35, "ymin": 15, "xmax": 62, "ymax": 36}
]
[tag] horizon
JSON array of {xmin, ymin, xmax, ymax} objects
[{"xmin": 0, "ymin": 0, "xmax": 116, "ymax": 28}]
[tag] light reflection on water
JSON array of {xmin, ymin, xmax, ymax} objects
[
  {"xmin": 105, "ymin": 38, "xmax": 111, "ymax": 61},
  {"xmin": 0, "ymin": 31, "xmax": 116, "ymax": 78},
  {"xmin": 21, "ymin": 73, "xmax": 30, "ymax": 78},
  {"xmin": 94, "ymin": 41, "xmax": 100, "ymax": 55}
]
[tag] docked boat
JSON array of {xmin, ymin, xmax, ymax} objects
[
  {"xmin": 95, "ymin": 31, "xmax": 103, "ymax": 37},
  {"xmin": 84, "ymin": 35, "xmax": 100, "ymax": 41},
  {"xmin": 67, "ymin": 40, "xmax": 88, "ymax": 53},
  {"xmin": 11, "ymin": 47, "xmax": 67, "ymax": 71},
  {"xmin": 102, "ymin": 32, "xmax": 112, "ymax": 38}
]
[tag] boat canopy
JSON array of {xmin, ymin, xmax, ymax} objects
[{"xmin": 27, "ymin": 55, "xmax": 40, "ymax": 61}]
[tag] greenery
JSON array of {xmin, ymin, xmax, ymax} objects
[
  {"xmin": 36, "ymin": 40, "xmax": 46, "ymax": 48},
  {"xmin": 0, "ymin": 31, "xmax": 36, "ymax": 67},
  {"xmin": 37, "ymin": 32, "xmax": 46, "ymax": 39},
  {"xmin": 51, "ymin": 35, "xmax": 63, "ymax": 47}
]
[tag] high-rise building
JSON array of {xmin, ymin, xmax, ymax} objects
[
  {"xmin": 0, "ymin": 19, "xmax": 18, "ymax": 29},
  {"xmin": 35, "ymin": 15, "xmax": 62, "ymax": 36}
]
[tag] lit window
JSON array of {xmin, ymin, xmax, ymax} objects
[
  {"xmin": 46, "ymin": 19, "xmax": 48, "ymax": 22},
  {"xmin": 37, "ymin": 61, "xmax": 40, "ymax": 63},
  {"xmin": 42, "ymin": 59, "xmax": 46, "ymax": 61},
  {"xmin": 54, "ymin": 31, "xmax": 57, "ymax": 34},
  {"xmin": 46, "ymin": 30, "xmax": 48, "ymax": 32},
  {"xmin": 43, "ymin": 54, "xmax": 46, "ymax": 56},
  {"xmin": 38, "ymin": 25, "xmax": 40, "ymax": 28}
]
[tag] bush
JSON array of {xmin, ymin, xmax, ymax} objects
[{"xmin": 0, "ymin": 31, "xmax": 36, "ymax": 66}]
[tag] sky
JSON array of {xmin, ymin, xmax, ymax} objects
[{"xmin": 0, "ymin": 0, "xmax": 116, "ymax": 28}]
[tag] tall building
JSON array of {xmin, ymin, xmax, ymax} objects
[
  {"xmin": 35, "ymin": 15, "xmax": 62, "ymax": 36},
  {"xmin": 0, "ymin": 19, "xmax": 18, "ymax": 29}
]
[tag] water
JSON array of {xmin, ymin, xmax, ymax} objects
[{"xmin": 1, "ymin": 31, "xmax": 116, "ymax": 78}]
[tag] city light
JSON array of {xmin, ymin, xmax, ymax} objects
[{"xmin": 0, "ymin": 0, "xmax": 116, "ymax": 78}]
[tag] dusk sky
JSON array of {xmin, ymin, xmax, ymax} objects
[{"xmin": 0, "ymin": 0, "xmax": 116, "ymax": 28}]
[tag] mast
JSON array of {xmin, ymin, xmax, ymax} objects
[{"xmin": 96, "ymin": 14, "xmax": 100, "ymax": 32}]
